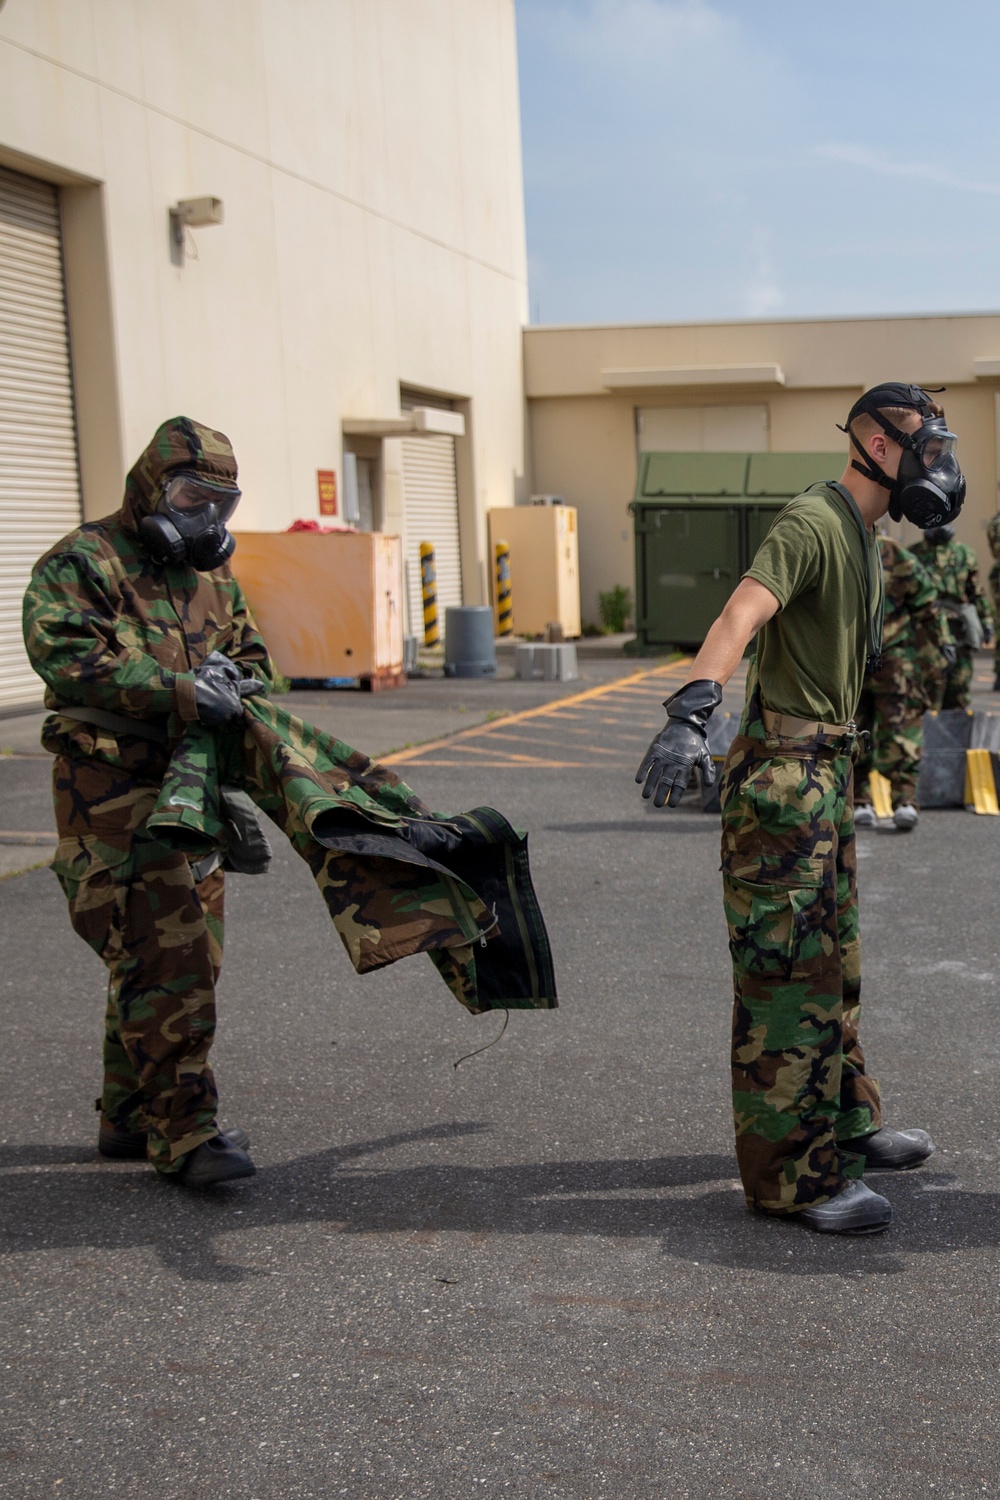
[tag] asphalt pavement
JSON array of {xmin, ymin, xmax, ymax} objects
[{"xmin": 3, "ymin": 658, "xmax": 1000, "ymax": 1497}]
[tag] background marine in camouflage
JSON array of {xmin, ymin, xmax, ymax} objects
[
  {"xmin": 911, "ymin": 526, "xmax": 991, "ymax": 710},
  {"xmin": 854, "ymin": 534, "xmax": 945, "ymax": 831},
  {"xmin": 986, "ymin": 512, "xmax": 1000, "ymax": 689}
]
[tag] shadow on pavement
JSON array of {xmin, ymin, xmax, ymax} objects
[{"xmin": 0, "ymin": 1126, "xmax": 986, "ymax": 1282}]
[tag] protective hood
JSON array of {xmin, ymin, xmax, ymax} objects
[{"xmin": 122, "ymin": 416, "xmax": 238, "ymax": 533}]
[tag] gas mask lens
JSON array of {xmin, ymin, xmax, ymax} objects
[
  {"xmin": 139, "ymin": 470, "xmax": 241, "ymax": 569},
  {"xmin": 163, "ymin": 473, "xmax": 241, "ymax": 523},
  {"xmin": 916, "ymin": 428, "xmax": 957, "ymax": 471}
]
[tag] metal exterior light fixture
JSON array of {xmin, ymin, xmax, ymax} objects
[{"xmin": 169, "ymin": 196, "xmax": 224, "ymax": 262}]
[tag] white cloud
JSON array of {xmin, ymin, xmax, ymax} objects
[{"xmin": 816, "ymin": 143, "xmax": 1000, "ymax": 198}]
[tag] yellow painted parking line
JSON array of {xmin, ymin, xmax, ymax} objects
[
  {"xmin": 383, "ymin": 665, "xmax": 681, "ymax": 766},
  {"xmin": 383, "ymin": 659, "xmax": 699, "ymax": 771},
  {"xmin": 405, "ymin": 758, "xmax": 604, "ymax": 769},
  {"xmin": 471, "ymin": 728, "xmax": 623, "ymax": 754}
]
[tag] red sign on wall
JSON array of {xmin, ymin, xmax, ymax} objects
[{"xmin": 317, "ymin": 469, "xmax": 338, "ymax": 516}]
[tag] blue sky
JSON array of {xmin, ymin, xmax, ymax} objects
[{"xmin": 515, "ymin": 0, "xmax": 1000, "ymax": 325}]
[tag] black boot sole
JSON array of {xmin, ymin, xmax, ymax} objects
[
  {"xmin": 177, "ymin": 1158, "xmax": 256, "ymax": 1189},
  {"xmin": 799, "ymin": 1216, "xmax": 892, "ymax": 1235}
]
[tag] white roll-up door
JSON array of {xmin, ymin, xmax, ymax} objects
[
  {"xmin": 0, "ymin": 165, "xmax": 82, "ymax": 712},
  {"xmin": 402, "ymin": 431, "xmax": 462, "ymax": 637}
]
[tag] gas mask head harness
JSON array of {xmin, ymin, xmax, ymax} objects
[
  {"xmin": 139, "ymin": 471, "xmax": 241, "ymax": 571},
  {"xmin": 838, "ymin": 382, "xmax": 966, "ymax": 530}
]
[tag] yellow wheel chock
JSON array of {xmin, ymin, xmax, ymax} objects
[
  {"xmin": 965, "ymin": 748, "xmax": 999, "ymax": 815},
  {"xmin": 869, "ymin": 770, "xmax": 894, "ymax": 820}
]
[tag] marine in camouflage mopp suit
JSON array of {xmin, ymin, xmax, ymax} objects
[
  {"xmin": 23, "ymin": 418, "xmax": 270, "ymax": 1174},
  {"xmin": 910, "ymin": 530, "xmax": 991, "ymax": 711},
  {"xmin": 24, "ymin": 418, "xmax": 554, "ymax": 1180},
  {"xmin": 986, "ymin": 513, "xmax": 1000, "ymax": 686},
  {"xmin": 854, "ymin": 534, "xmax": 945, "ymax": 811}
]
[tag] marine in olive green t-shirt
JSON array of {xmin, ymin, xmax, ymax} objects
[{"xmin": 743, "ymin": 482, "xmax": 883, "ymax": 724}]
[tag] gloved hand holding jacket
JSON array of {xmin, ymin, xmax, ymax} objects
[{"xmin": 194, "ymin": 651, "xmax": 266, "ymax": 725}]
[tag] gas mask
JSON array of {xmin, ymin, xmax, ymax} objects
[
  {"xmin": 840, "ymin": 383, "xmax": 966, "ymax": 530},
  {"xmin": 139, "ymin": 472, "xmax": 241, "ymax": 570},
  {"xmin": 923, "ymin": 525, "xmax": 954, "ymax": 547}
]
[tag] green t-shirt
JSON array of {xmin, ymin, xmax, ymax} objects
[{"xmin": 744, "ymin": 483, "xmax": 883, "ymax": 723}]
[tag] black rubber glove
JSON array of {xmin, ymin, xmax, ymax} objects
[
  {"xmin": 200, "ymin": 650, "xmax": 242, "ymax": 683},
  {"xmin": 942, "ymin": 643, "xmax": 958, "ymax": 669},
  {"xmin": 635, "ymin": 679, "xmax": 723, "ymax": 809},
  {"xmin": 194, "ymin": 660, "xmax": 265, "ymax": 725}
]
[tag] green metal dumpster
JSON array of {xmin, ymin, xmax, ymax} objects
[{"xmin": 631, "ymin": 450, "xmax": 845, "ymax": 651}]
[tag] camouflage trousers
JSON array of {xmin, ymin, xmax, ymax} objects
[
  {"xmin": 720, "ymin": 702, "xmax": 882, "ymax": 1214},
  {"xmin": 52, "ymin": 752, "xmax": 224, "ymax": 1174},
  {"xmin": 926, "ymin": 646, "xmax": 974, "ymax": 712},
  {"xmin": 855, "ymin": 662, "xmax": 925, "ymax": 808}
]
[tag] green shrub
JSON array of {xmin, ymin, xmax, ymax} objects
[{"xmin": 598, "ymin": 584, "xmax": 632, "ymax": 634}]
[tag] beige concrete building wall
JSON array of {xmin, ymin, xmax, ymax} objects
[
  {"xmin": 525, "ymin": 315, "xmax": 1000, "ymax": 624},
  {"xmin": 0, "ymin": 0, "xmax": 528, "ymax": 604}
]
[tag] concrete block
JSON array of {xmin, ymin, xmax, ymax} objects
[
  {"xmin": 917, "ymin": 709, "xmax": 971, "ymax": 808},
  {"xmin": 514, "ymin": 643, "xmax": 579, "ymax": 682}
]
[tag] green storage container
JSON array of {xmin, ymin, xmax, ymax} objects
[
  {"xmin": 631, "ymin": 450, "xmax": 845, "ymax": 651},
  {"xmin": 744, "ymin": 503, "xmax": 786, "ymax": 564}
]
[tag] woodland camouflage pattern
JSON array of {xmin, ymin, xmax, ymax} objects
[
  {"xmin": 720, "ymin": 691, "xmax": 881, "ymax": 1214},
  {"xmin": 144, "ymin": 699, "xmax": 556, "ymax": 1016},
  {"xmin": 911, "ymin": 534, "xmax": 991, "ymax": 711},
  {"xmin": 23, "ymin": 417, "xmax": 271, "ymax": 1171},
  {"xmin": 987, "ymin": 513, "xmax": 1000, "ymax": 677},
  {"xmin": 23, "ymin": 417, "xmax": 554, "ymax": 1174},
  {"xmin": 855, "ymin": 535, "xmax": 944, "ymax": 809}
]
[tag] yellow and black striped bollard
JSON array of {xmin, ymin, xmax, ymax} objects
[
  {"xmin": 419, "ymin": 541, "xmax": 440, "ymax": 647},
  {"xmin": 495, "ymin": 540, "xmax": 513, "ymax": 636}
]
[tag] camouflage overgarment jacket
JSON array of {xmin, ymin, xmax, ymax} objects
[
  {"xmin": 140, "ymin": 698, "xmax": 556, "ymax": 1014},
  {"xmin": 872, "ymin": 534, "xmax": 944, "ymax": 696},
  {"xmin": 24, "ymin": 416, "xmax": 554, "ymax": 1018},
  {"xmin": 909, "ymin": 536, "xmax": 990, "ymax": 650}
]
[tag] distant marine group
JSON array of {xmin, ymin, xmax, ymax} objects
[{"xmin": 853, "ymin": 519, "xmax": 996, "ymax": 831}]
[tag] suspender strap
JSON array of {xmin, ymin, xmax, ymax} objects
[{"xmin": 825, "ymin": 481, "xmax": 885, "ymax": 673}]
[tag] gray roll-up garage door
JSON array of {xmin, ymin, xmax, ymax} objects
[
  {"xmin": 0, "ymin": 165, "xmax": 82, "ymax": 712},
  {"xmin": 400, "ymin": 389, "xmax": 462, "ymax": 637}
]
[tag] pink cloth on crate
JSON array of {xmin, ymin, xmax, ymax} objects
[{"xmin": 285, "ymin": 519, "xmax": 358, "ymax": 534}]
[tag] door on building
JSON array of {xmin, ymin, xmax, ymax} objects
[
  {"xmin": 400, "ymin": 389, "xmax": 462, "ymax": 638},
  {"xmin": 0, "ymin": 165, "xmax": 82, "ymax": 711}
]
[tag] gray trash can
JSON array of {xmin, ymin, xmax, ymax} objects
[{"xmin": 444, "ymin": 606, "xmax": 497, "ymax": 678}]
